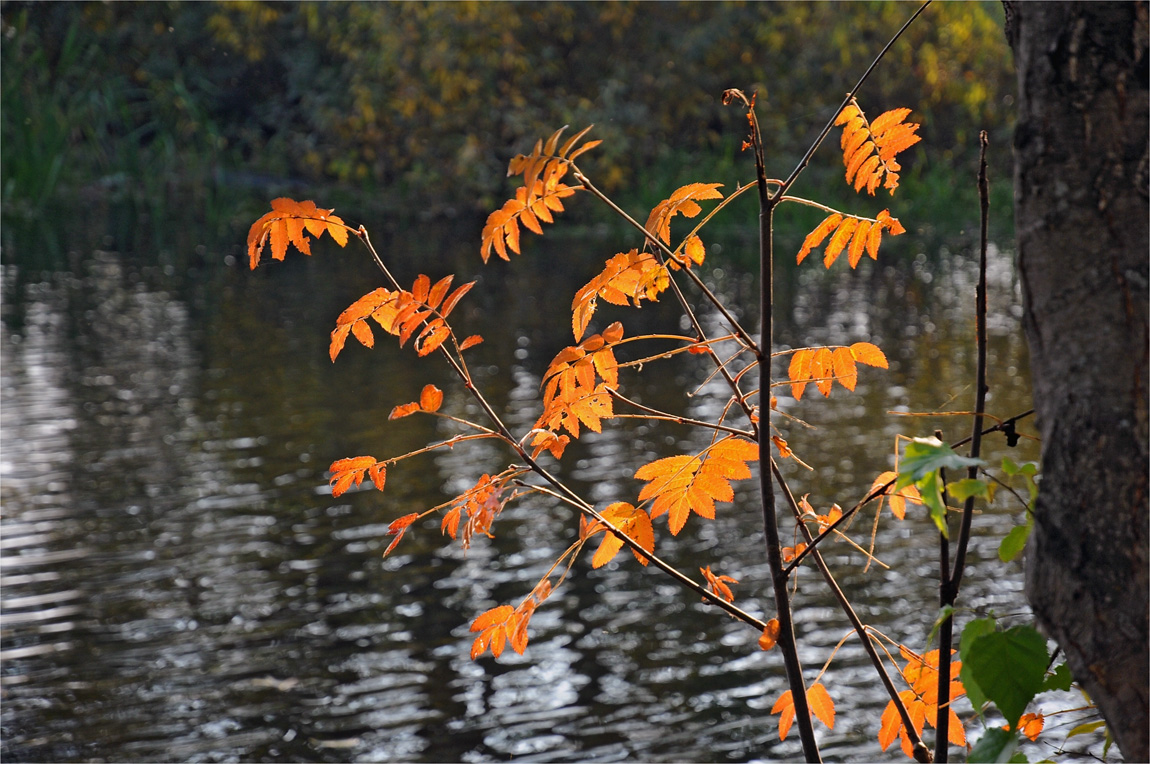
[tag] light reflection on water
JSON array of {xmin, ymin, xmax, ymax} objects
[{"xmin": 2, "ymin": 229, "xmax": 1045, "ymax": 762}]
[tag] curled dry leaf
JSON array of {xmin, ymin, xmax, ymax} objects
[
  {"xmin": 645, "ymin": 183, "xmax": 724, "ymax": 245},
  {"xmin": 759, "ymin": 618, "xmax": 781, "ymax": 651},
  {"xmin": 700, "ymin": 565, "xmax": 738, "ymax": 603},
  {"xmin": 383, "ymin": 512, "xmax": 419, "ymax": 558}
]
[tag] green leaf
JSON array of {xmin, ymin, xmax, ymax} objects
[
  {"xmin": 927, "ymin": 605, "xmax": 956, "ymax": 646},
  {"xmin": 899, "ymin": 437, "xmax": 984, "ymax": 482},
  {"xmin": 960, "ymin": 617, "xmax": 998, "ymax": 711},
  {"xmin": 1041, "ymin": 662, "xmax": 1073, "ymax": 692},
  {"xmin": 950, "ymin": 478, "xmax": 990, "ymax": 501},
  {"xmin": 1001, "ymin": 456, "xmax": 1020, "ymax": 476},
  {"xmin": 1065, "ymin": 719, "xmax": 1106, "ymax": 740},
  {"xmin": 998, "ymin": 520, "xmax": 1032, "ymax": 562},
  {"xmin": 1006, "ymin": 752, "xmax": 1029, "ymax": 763},
  {"xmin": 966, "ymin": 625, "xmax": 1049, "ymax": 726},
  {"xmin": 968, "ymin": 727, "xmax": 1019, "ymax": 763},
  {"xmin": 895, "ymin": 438, "xmax": 984, "ymax": 538},
  {"xmin": 918, "ymin": 469, "xmax": 950, "ymax": 537}
]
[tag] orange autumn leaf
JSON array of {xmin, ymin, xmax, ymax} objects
[
  {"xmin": 459, "ymin": 335, "xmax": 484, "ymax": 352},
  {"xmin": 1007, "ymin": 713, "xmax": 1044, "ymax": 742},
  {"xmin": 419, "ymin": 384, "xmax": 444, "ymax": 412},
  {"xmin": 389, "ymin": 402, "xmax": 421, "ymax": 420},
  {"xmin": 781, "ymin": 542, "xmax": 807, "ymax": 563},
  {"xmin": 469, "ymin": 605, "xmax": 516, "ymax": 659},
  {"xmin": 700, "ymin": 565, "xmax": 738, "ymax": 603},
  {"xmin": 870, "ymin": 471, "xmax": 923, "ymax": 520},
  {"xmin": 440, "ymin": 472, "xmax": 514, "ymax": 548},
  {"xmin": 591, "ymin": 502, "xmax": 655, "ymax": 568},
  {"xmin": 788, "ymin": 343, "xmax": 888, "ymax": 400},
  {"xmin": 330, "ymin": 275, "xmax": 475, "ymax": 361},
  {"xmin": 247, "ymin": 198, "xmax": 350, "ymax": 269},
  {"xmin": 836, "ymin": 102, "xmax": 921, "ymax": 195},
  {"xmin": 536, "ymin": 324, "xmax": 623, "ymax": 438},
  {"xmin": 481, "ymin": 126, "xmax": 599, "ymax": 262},
  {"xmin": 634, "ymin": 436, "xmax": 759, "ymax": 535},
  {"xmin": 772, "ymin": 683, "xmax": 835, "ymax": 741},
  {"xmin": 772, "ymin": 690, "xmax": 797, "ymax": 740},
  {"xmin": 329, "ymin": 456, "xmax": 386, "ymax": 497},
  {"xmin": 797, "ymin": 213, "xmax": 842, "ymax": 265},
  {"xmin": 807, "ymin": 682, "xmax": 836, "ymax": 730},
  {"xmin": 879, "ymin": 647, "xmax": 966, "ymax": 757},
  {"xmin": 797, "ymin": 210, "xmax": 906, "ymax": 269},
  {"xmin": 682, "ymin": 234, "xmax": 706, "ymax": 267},
  {"xmin": 571, "ymin": 249, "xmax": 669, "ymax": 341},
  {"xmin": 759, "ymin": 618, "xmax": 781, "ymax": 651},
  {"xmin": 529, "ymin": 430, "xmax": 571, "ymax": 460},
  {"xmin": 469, "ymin": 589, "xmax": 548, "ymax": 660},
  {"xmin": 771, "ymin": 435, "xmax": 793, "ymax": 458},
  {"xmin": 645, "ymin": 182, "xmax": 724, "ymax": 245},
  {"xmin": 389, "ymin": 384, "xmax": 444, "ymax": 420},
  {"xmin": 383, "ymin": 512, "xmax": 419, "ymax": 558}
]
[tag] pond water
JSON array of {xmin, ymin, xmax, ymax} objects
[{"xmin": 2, "ymin": 204, "xmax": 1050, "ymax": 762}]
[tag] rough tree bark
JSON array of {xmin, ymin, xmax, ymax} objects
[{"xmin": 1005, "ymin": 2, "xmax": 1149, "ymax": 760}]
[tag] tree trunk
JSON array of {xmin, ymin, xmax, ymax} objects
[{"xmin": 1005, "ymin": 2, "xmax": 1149, "ymax": 759}]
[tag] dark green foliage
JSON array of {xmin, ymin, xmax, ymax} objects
[{"xmin": 3, "ymin": 1, "xmax": 1014, "ymax": 217}]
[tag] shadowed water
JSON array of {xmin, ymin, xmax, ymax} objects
[{"xmin": 2, "ymin": 212, "xmax": 1064, "ymax": 762}]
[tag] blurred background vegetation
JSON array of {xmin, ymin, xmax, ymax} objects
[{"xmin": 2, "ymin": 1, "xmax": 1014, "ymax": 245}]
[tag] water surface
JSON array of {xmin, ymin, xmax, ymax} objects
[{"xmin": 2, "ymin": 209, "xmax": 1062, "ymax": 762}]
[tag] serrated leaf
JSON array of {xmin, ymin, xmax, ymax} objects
[
  {"xmin": 645, "ymin": 183, "xmax": 723, "ymax": 244},
  {"xmin": 459, "ymin": 334, "xmax": 484, "ymax": 351},
  {"xmin": 836, "ymin": 101, "xmax": 921, "ymax": 196},
  {"xmin": 965, "ymin": 625, "xmax": 1049, "ymax": 727},
  {"xmin": 591, "ymin": 502, "xmax": 654, "ymax": 568},
  {"xmin": 849, "ymin": 341, "xmax": 888, "ymax": 368},
  {"xmin": 247, "ymin": 198, "xmax": 349, "ymax": 269},
  {"xmin": 634, "ymin": 437, "xmax": 758, "ymax": 535},
  {"xmin": 329, "ymin": 456, "xmax": 383, "ymax": 498},
  {"xmin": 807, "ymin": 682, "xmax": 835, "ymax": 729}
]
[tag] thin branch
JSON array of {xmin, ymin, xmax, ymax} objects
[
  {"xmin": 525, "ymin": 483, "xmax": 771, "ymax": 630},
  {"xmin": 935, "ymin": 133, "xmax": 991, "ymax": 760},
  {"xmin": 607, "ymin": 388, "xmax": 756, "ymax": 438},
  {"xmin": 574, "ymin": 170, "xmax": 761, "ymax": 356},
  {"xmin": 784, "ymin": 408, "xmax": 1035, "ymax": 576},
  {"xmin": 725, "ymin": 87, "xmax": 820, "ymax": 762},
  {"xmin": 773, "ymin": 0, "xmax": 932, "ymax": 202},
  {"xmin": 772, "ymin": 460, "xmax": 931, "ymax": 763}
]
